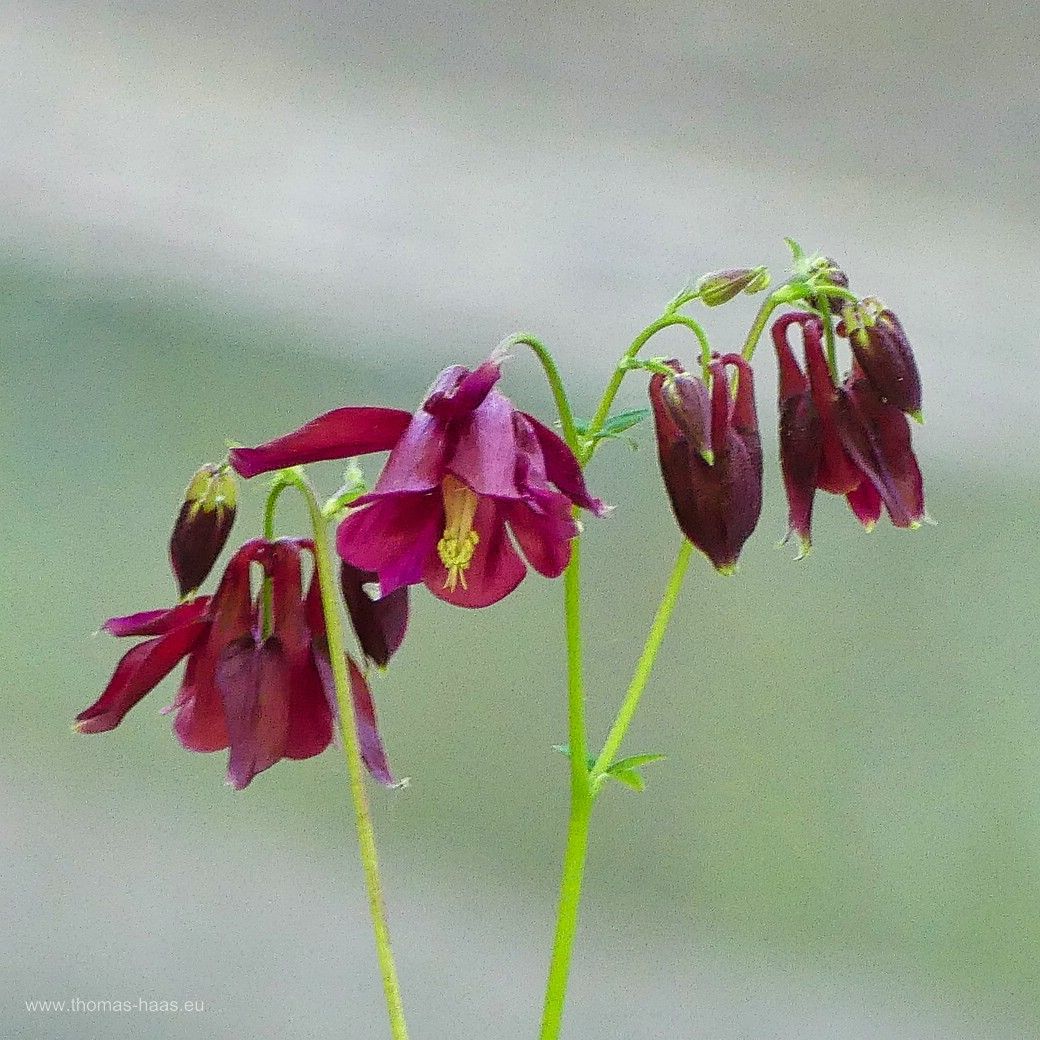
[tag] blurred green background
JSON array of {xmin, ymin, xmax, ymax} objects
[{"xmin": 4, "ymin": 3, "xmax": 1039, "ymax": 1038}]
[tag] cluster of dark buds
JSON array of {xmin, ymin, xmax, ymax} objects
[
  {"xmin": 230, "ymin": 350, "xmax": 607, "ymax": 608},
  {"xmin": 647, "ymin": 256, "xmax": 926, "ymax": 569},
  {"xmin": 774, "ymin": 302, "xmax": 925, "ymax": 556}
]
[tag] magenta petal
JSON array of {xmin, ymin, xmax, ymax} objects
[
  {"xmin": 229, "ymin": 406, "xmax": 412, "ymax": 478},
  {"xmin": 505, "ymin": 493, "xmax": 579, "ymax": 578},
  {"xmin": 846, "ymin": 477, "xmax": 883, "ymax": 530},
  {"xmin": 448, "ymin": 390, "xmax": 521, "ymax": 498},
  {"xmin": 347, "ymin": 656, "xmax": 396, "ymax": 786},
  {"xmin": 423, "ymin": 359, "xmax": 502, "ymax": 420},
  {"xmin": 102, "ymin": 598, "xmax": 210, "ymax": 638},
  {"xmin": 422, "ymin": 497, "xmax": 526, "ymax": 608},
  {"xmin": 371, "ymin": 409, "xmax": 451, "ymax": 494},
  {"xmin": 217, "ymin": 636, "xmax": 291, "ymax": 790},
  {"xmin": 519, "ymin": 413, "xmax": 608, "ymax": 517},
  {"xmin": 76, "ymin": 619, "xmax": 209, "ymax": 733},
  {"xmin": 337, "ymin": 493, "xmax": 442, "ymax": 595},
  {"xmin": 284, "ymin": 654, "xmax": 335, "ymax": 760}
]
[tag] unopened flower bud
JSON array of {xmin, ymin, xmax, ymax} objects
[
  {"xmin": 170, "ymin": 464, "xmax": 237, "ymax": 596},
  {"xmin": 809, "ymin": 257, "xmax": 850, "ymax": 316},
  {"xmin": 840, "ymin": 302, "xmax": 922, "ymax": 419},
  {"xmin": 695, "ymin": 266, "xmax": 771, "ymax": 307}
]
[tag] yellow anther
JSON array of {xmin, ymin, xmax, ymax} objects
[{"xmin": 438, "ymin": 476, "xmax": 480, "ymax": 590}]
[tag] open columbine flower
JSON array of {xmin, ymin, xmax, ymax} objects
[
  {"xmin": 75, "ymin": 538, "xmax": 394, "ymax": 790},
  {"xmin": 230, "ymin": 353, "xmax": 607, "ymax": 608},
  {"xmin": 648, "ymin": 353, "xmax": 762, "ymax": 573}
]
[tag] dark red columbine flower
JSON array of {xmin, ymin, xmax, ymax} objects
[
  {"xmin": 169, "ymin": 463, "xmax": 237, "ymax": 597},
  {"xmin": 229, "ymin": 354, "xmax": 608, "ymax": 608},
  {"xmin": 648, "ymin": 353, "xmax": 762, "ymax": 574},
  {"xmin": 771, "ymin": 311, "xmax": 925, "ymax": 552},
  {"xmin": 838, "ymin": 299, "xmax": 923, "ymax": 420},
  {"xmin": 75, "ymin": 538, "xmax": 395, "ymax": 790}
]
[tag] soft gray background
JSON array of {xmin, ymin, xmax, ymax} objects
[{"xmin": 3, "ymin": 2, "xmax": 1038, "ymax": 1038}]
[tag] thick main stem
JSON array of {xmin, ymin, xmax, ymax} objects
[
  {"xmin": 293, "ymin": 473, "xmax": 410, "ymax": 1040},
  {"xmin": 539, "ymin": 539, "xmax": 592, "ymax": 1040}
]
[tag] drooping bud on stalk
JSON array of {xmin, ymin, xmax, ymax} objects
[
  {"xmin": 840, "ymin": 301, "xmax": 923, "ymax": 419},
  {"xmin": 695, "ymin": 266, "xmax": 771, "ymax": 306},
  {"xmin": 649, "ymin": 355, "xmax": 762, "ymax": 573},
  {"xmin": 170, "ymin": 464, "xmax": 237, "ymax": 597}
]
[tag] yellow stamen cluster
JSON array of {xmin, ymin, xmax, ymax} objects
[{"xmin": 437, "ymin": 476, "xmax": 480, "ymax": 591}]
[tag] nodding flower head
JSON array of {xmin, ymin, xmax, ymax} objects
[
  {"xmin": 230, "ymin": 352, "xmax": 608, "ymax": 609},
  {"xmin": 648, "ymin": 354, "xmax": 762, "ymax": 574},
  {"xmin": 76, "ymin": 538, "xmax": 396, "ymax": 790}
]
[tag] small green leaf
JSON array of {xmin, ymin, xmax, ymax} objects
[
  {"xmin": 575, "ymin": 408, "xmax": 651, "ymax": 451},
  {"xmin": 607, "ymin": 767, "xmax": 645, "ymax": 792},
  {"xmin": 610, "ymin": 753, "xmax": 666, "ymax": 771},
  {"xmin": 552, "ymin": 744, "xmax": 596, "ymax": 770}
]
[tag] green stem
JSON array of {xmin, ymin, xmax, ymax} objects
[
  {"xmin": 820, "ymin": 303, "xmax": 839, "ymax": 384},
  {"xmin": 286, "ymin": 469, "xmax": 410, "ymax": 1040},
  {"xmin": 591, "ymin": 540, "xmax": 693, "ymax": 786},
  {"xmin": 261, "ymin": 478, "xmax": 291, "ymax": 637},
  {"xmin": 505, "ymin": 333, "xmax": 581, "ymax": 453},
  {"xmin": 539, "ymin": 536, "xmax": 593, "ymax": 1040},
  {"xmin": 583, "ymin": 314, "xmax": 711, "ymax": 462},
  {"xmin": 740, "ymin": 292, "xmax": 781, "ymax": 361}
]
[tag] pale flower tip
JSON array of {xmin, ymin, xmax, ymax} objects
[
  {"xmin": 715, "ymin": 562, "xmax": 738, "ymax": 577},
  {"xmin": 794, "ymin": 537, "xmax": 812, "ymax": 562},
  {"xmin": 909, "ymin": 409, "xmax": 925, "ymax": 425},
  {"xmin": 921, "ymin": 513, "xmax": 938, "ymax": 527}
]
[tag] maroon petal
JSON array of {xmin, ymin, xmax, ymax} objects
[
  {"xmin": 778, "ymin": 392, "xmax": 820, "ymax": 554},
  {"xmin": 423, "ymin": 359, "xmax": 502, "ymax": 420},
  {"xmin": 847, "ymin": 309, "xmax": 922, "ymax": 417},
  {"xmin": 422, "ymin": 496, "xmax": 526, "ymax": 607},
  {"xmin": 803, "ymin": 326, "xmax": 863, "ymax": 495},
  {"xmin": 347, "ymin": 656, "xmax": 396, "ymax": 786},
  {"xmin": 448, "ymin": 389, "xmax": 522, "ymax": 498},
  {"xmin": 660, "ymin": 365, "xmax": 713, "ymax": 460},
  {"xmin": 371, "ymin": 409, "xmax": 452, "ymax": 494},
  {"xmin": 336, "ymin": 493, "xmax": 442, "ymax": 595},
  {"xmin": 340, "ymin": 562, "xmax": 409, "ymax": 667},
  {"xmin": 102, "ymin": 598, "xmax": 210, "ymax": 638},
  {"xmin": 217, "ymin": 636, "xmax": 291, "ymax": 790},
  {"xmin": 75, "ymin": 619, "xmax": 209, "ymax": 733},
  {"xmin": 773, "ymin": 319, "xmax": 821, "ymax": 553},
  {"xmin": 284, "ymin": 654, "xmax": 335, "ymax": 760},
  {"xmin": 229, "ymin": 407, "xmax": 412, "ymax": 479},
  {"xmin": 171, "ymin": 546, "xmax": 256, "ymax": 752},
  {"xmin": 314, "ymin": 650, "xmax": 397, "ymax": 786},
  {"xmin": 505, "ymin": 491, "xmax": 579, "ymax": 578},
  {"xmin": 519, "ymin": 413, "xmax": 608, "ymax": 517},
  {"xmin": 834, "ymin": 382, "xmax": 925, "ymax": 528},
  {"xmin": 846, "ymin": 477, "xmax": 883, "ymax": 530}
]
